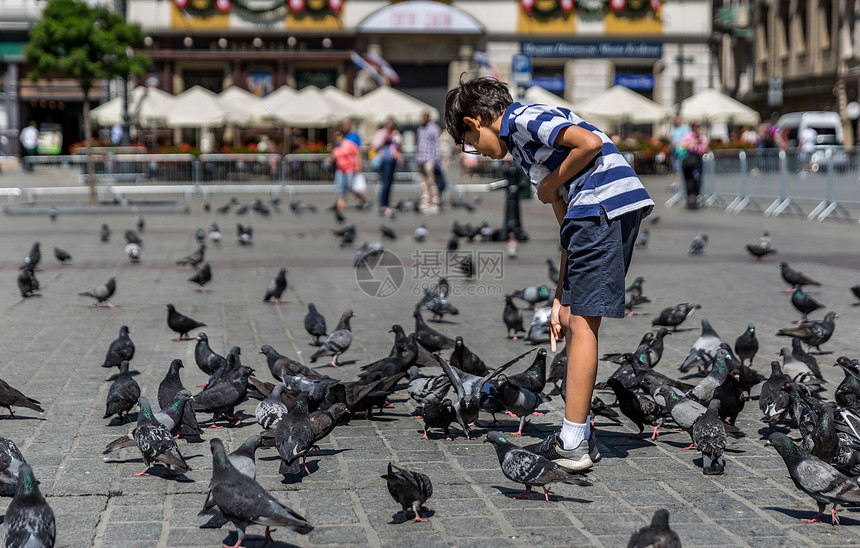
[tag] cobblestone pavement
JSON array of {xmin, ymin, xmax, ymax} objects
[{"xmin": 0, "ymin": 176, "xmax": 859, "ymax": 547}]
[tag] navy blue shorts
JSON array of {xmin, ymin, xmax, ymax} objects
[{"xmin": 559, "ymin": 207, "xmax": 646, "ymax": 318}]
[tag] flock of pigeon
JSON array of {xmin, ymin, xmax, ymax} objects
[{"xmin": 4, "ymin": 194, "xmax": 860, "ymax": 547}]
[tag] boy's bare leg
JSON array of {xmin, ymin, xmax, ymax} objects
[{"xmin": 561, "ymin": 311, "xmax": 601, "ymax": 424}]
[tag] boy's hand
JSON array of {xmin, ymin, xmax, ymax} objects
[
  {"xmin": 536, "ymin": 177, "xmax": 562, "ymax": 204},
  {"xmin": 550, "ymin": 297, "xmax": 565, "ymax": 353}
]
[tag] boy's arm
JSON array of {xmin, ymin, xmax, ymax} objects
[
  {"xmin": 549, "ymin": 198, "xmax": 567, "ymax": 353},
  {"xmin": 536, "ymin": 125, "xmax": 603, "ymax": 204}
]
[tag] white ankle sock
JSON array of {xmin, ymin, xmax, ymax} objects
[{"xmin": 559, "ymin": 418, "xmax": 590, "ymax": 450}]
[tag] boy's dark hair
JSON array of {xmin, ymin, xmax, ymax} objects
[{"xmin": 444, "ymin": 76, "xmax": 513, "ymax": 146}]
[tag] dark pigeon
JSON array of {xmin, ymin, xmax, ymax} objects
[
  {"xmin": 188, "ymin": 262, "xmax": 212, "ymax": 293},
  {"xmin": 734, "ymin": 323, "xmax": 759, "ymax": 366},
  {"xmin": 194, "ymin": 332, "xmax": 227, "ymax": 377},
  {"xmin": 624, "ymin": 276, "xmax": 651, "ymax": 316},
  {"xmin": 132, "ymin": 396, "xmax": 190, "ymax": 476},
  {"xmin": 791, "ymin": 285, "xmax": 825, "ymax": 322},
  {"xmin": 449, "ymin": 336, "xmax": 487, "ymax": 376},
  {"xmin": 124, "ymin": 229, "xmax": 143, "ymax": 246},
  {"xmin": 103, "ymin": 391, "xmax": 194, "ymax": 453},
  {"xmin": 259, "ymin": 344, "xmax": 323, "ymax": 382},
  {"xmin": 0, "ymin": 437, "xmax": 26, "ymax": 487},
  {"xmin": 546, "ymin": 258, "xmax": 559, "ymax": 284},
  {"xmin": 777, "ymin": 312, "xmax": 838, "ymax": 353},
  {"xmin": 275, "ymin": 392, "xmax": 314, "ymax": 475},
  {"xmin": 413, "ymin": 308, "xmax": 456, "ymax": 352},
  {"xmin": 803, "ymin": 401, "xmax": 840, "ymax": 464},
  {"xmin": 692, "ymin": 400, "xmax": 727, "ymax": 475},
  {"xmin": 851, "ymin": 283, "xmax": 860, "ymax": 303},
  {"xmin": 54, "ymin": 246, "xmax": 72, "ymax": 263},
  {"xmin": 309, "ymin": 402, "xmax": 349, "ymax": 446},
  {"xmin": 194, "ymin": 366, "xmax": 253, "ymax": 428},
  {"xmin": 157, "ymin": 359, "xmax": 202, "ymax": 437},
  {"xmin": 79, "ymin": 277, "xmax": 117, "ymax": 308},
  {"xmin": 484, "ymin": 431, "xmax": 590, "ymax": 501},
  {"xmin": 792, "ymin": 337, "xmax": 823, "ymax": 378},
  {"xmin": 834, "ymin": 357, "xmax": 860, "ymax": 414},
  {"xmin": 496, "ymin": 378, "xmax": 542, "ymax": 436},
  {"xmin": 746, "ymin": 231, "xmax": 776, "ymax": 261},
  {"xmin": 606, "ymin": 378, "xmax": 663, "ymax": 439},
  {"xmin": 176, "ymin": 244, "xmax": 205, "ymax": 269},
  {"xmin": 0, "ymin": 377, "xmax": 43, "ymax": 417},
  {"xmin": 309, "ymin": 310, "xmax": 354, "ymax": 367},
  {"xmin": 381, "ymin": 462, "xmax": 433, "ymax": 521},
  {"xmin": 166, "ymin": 303, "xmax": 207, "ymax": 341},
  {"xmin": 679, "ymin": 318, "xmax": 723, "ymax": 374},
  {"xmin": 262, "ymin": 268, "xmax": 288, "ymax": 304},
  {"xmin": 104, "ymin": 360, "xmax": 140, "ymax": 424},
  {"xmin": 380, "ymin": 224, "xmax": 397, "ymax": 240},
  {"xmin": 503, "ymin": 295, "xmax": 525, "ymax": 340},
  {"xmin": 201, "ymin": 438, "xmax": 312, "ymax": 542},
  {"xmin": 688, "ymin": 233, "xmax": 708, "ymax": 255},
  {"xmin": 780, "ymin": 261, "xmax": 821, "ymax": 289},
  {"xmin": 137, "ymin": 216, "xmax": 145, "ymax": 232},
  {"xmin": 627, "ymin": 508, "xmax": 681, "ymax": 548},
  {"xmin": 18, "ymin": 242, "xmax": 40, "ymax": 271},
  {"xmin": 421, "ymin": 399, "xmax": 457, "ymax": 440},
  {"xmin": 506, "ymin": 348, "xmax": 547, "ymax": 394},
  {"xmin": 652, "ymin": 303, "xmax": 701, "ymax": 331},
  {"xmin": 100, "ymin": 223, "xmax": 110, "ymax": 242},
  {"xmin": 766, "ymin": 432, "xmax": 860, "ymax": 525},
  {"xmin": 17, "ymin": 268, "xmax": 39, "ymax": 298},
  {"xmin": 199, "ymin": 434, "xmax": 264, "ymax": 529},
  {"xmin": 303, "ymin": 303, "xmax": 327, "ymax": 346},
  {"xmin": 590, "ymin": 395, "xmax": 622, "ymax": 425},
  {"xmin": 101, "ymin": 326, "xmax": 134, "ymax": 371},
  {"xmin": 3, "ymin": 464, "xmax": 55, "ymax": 548}
]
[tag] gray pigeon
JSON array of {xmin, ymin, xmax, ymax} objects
[
  {"xmin": 104, "ymin": 360, "xmax": 140, "ymax": 424},
  {"xmin": 259, "ymin": 344, "xmax": 323, "ymax": 382},
  {"xmin": 124, "ymin": 242, "xmax": 141, "ymax": 263},
  {"xmin": 194, "ymin": 366, "xmax": 254, "ymax": 427},
  {"xmin": 0, "ymin": 377, "xmax": 43, "ymax": 417},
  {"xmin": 496, "ymin": 378, "xmax": 542, "ymax": 436},
  {"xmin": 652, "ymin": 302, "xmax": 701, "ymax": 331},
  {"xmin": 201, "ymin": 438, "xmax": 312, "ymax": 543},
  {"xmin": 17, "ymin": 268, "xmax": 39, "ymax": 298},
  {"xmin": 692, "ymin": 400, "xmax": 727, "ymax": 475},
  {"xmin": 18, "ymin": 241, "xmax": 40, "ymax": 271},
  {"xmin": 627, "ymin": 508, "xmax": 681, "ymax": 548},
  {"xmin": 485, "ymin": 431, "xmax": 590, "ymax": 501},
  {"xmin": 157, "ymin": 359, "xmax": 202, "ymax": 437},
  {"xmin": 687, "ymin": 348, "xmax": 731, "ymax": 404},
  {"xmin": 255, "ymin": 383, "xmax": 288, "ymax": 430},
  {"xmin": 414, "ymin": 224, "xmax": 428, "ymax": 242},
  {"xmin": 275, "ymin": 392, "xmax": 314, "ymax": 475},
  {"xmin": 194, "ymin": 332, "xmax": 227, "ymax": 377},
  {"xmin": 406, "ymin": 366, "xmax": 451, "ymax": 407},
  {"xmin": 3, "ymin": 464, "xmax": 55, "ymax": 548},
  {"xmin": 381, "ymin": 462, "xmax": 433, "ymax": 522},
  {"xmin": 309, "ymin": 310, "xmax": 354, "ymax": 367},
  {"xmin": 779, "ymin": 347, "xmax": 825, "ymax": 391},
  {"xmin": 100, "ymin": 223, "xmax": 110, "ymax": 242},
  {"xmin": 745, "ymin": 231, "xmax": 776, "ymax": 261},
  {"xmin": 503, "ymin": 295, "xmax": 525, "ymax": 340},
  {"xmin": 679, "ymin": 318, "xmax": 723, "ymax": 373},
  {"xmin": 303, "ymin": 303, "xmax": 327, "ymax": 346},
  {"xmin": 54, "ymin": 247, "xmax": 72, "ymax": 264},
  {"xmin": 0, "ymin": 437, "xmax": 27, "ymax": 487},
  {"xmin": 132, "ymin": 396, "xmax": 190, "ymax": 476},
  {"xmin": 766, "ymin": 432, "xmax": 860, "ymax": 525},
  {"xmin": 689, "ymin": 233, "xmax": 708, "ymax": 255},
  {"xmin": 79, "ymin": 277, "xmax": 116, "ymax": 308},
  {"xmin": 101, "ymin": 325, "xmax": 135, "ymax": 369},
  {"xmin": 634, "ymin": 228, "xmax": 649, "ymax": 249},
  {"xmin": 262, "ymin": 268, "xmax": 288, "ymax": 304},
  {"xmin": 102, "ymin": 391, "xmax": 194, "ymax": 454},
  {"xmin": 188, "ymin": 262, "xmax": 212, "ymax": 293},
  {"xmin": 525, "ymin": 305, "xmax": 552, "ymax": 343},
  {"xmin": 657, "ymin": 387, "xmax": 708, "ymax": 449},
  {"xmin": 199, "ymin": 434, "xmax": 263, "ymax": 529},
  {"xmin": 176, "ymin": 243, "xmax": 205, "ymax": 269}
]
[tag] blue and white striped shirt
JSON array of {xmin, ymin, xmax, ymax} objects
[{"xmin": 500, "ymin": 102, "xmax": 654, "ymax": 219}]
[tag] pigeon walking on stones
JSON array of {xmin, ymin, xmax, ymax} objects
[
  {"xmin": 3, "ymin": 464, "xmax": 55, "ymax": 548},
  {"xmin": 606, "ymin": 378, "xmax": 663, "ymax": 439},
  {"xmin": 449, "ymin": 336, "xmax": 487, "ymax": 376},
  {"xmin": 652, "ymin": 303, "xmax": 701, "ymax": 331},
  {"xmin": 54, "ymin": 247, "xmax": 71, "ymax": 264},
  {"xmin": 17, "ymin": 268, "xmax": 39, "ymax": 298},
  {"xmin": 137, "ymin": 216, "xmax": 145, "ymax": 233},
  {"xmin": 627, "ymin": 509, "xmax": 681, "ymax": 548},
  {"xmin": 208, "ymin": 223, "xmax": 222, "ymax": 246},
  {"xmin": 166, "ymin": 304, "xmax": 207, "ymax": 341},
  {"xmin": 687, "ymin": 348, "xmax": 732, "ymax": 404},
  {"xmin": 0, "ymin": 437, "xmax": 27, "ymax": 488},
  {"xmin": 309, "ymin": 310, "xmax": 354, "ymax": 367},
  {"xmin": 634, "ymin": 228, "xmax": 650, "ymax": 249},
  {"xmin": 746, "ymin": 231, "xmax": 777, "ymax": 261},
  {"xmin": 100, "ymin": 223, "xmax": 111, "ymax": 242},
  {"xmin": 506, "ymin": 348, "xmax": 547, "ymax": 394},
  {"xmin": 803, "ymin": 402, "xmax": 841, "ymax": 464},
  {"xmin": 777, "ymin": 312, "xmax": 837, "ymax": 353},
  {"xmin": 679, "ymin": 318, "xmax": 723, "ymax": 374},
  {"xmin": 259, "ymin": 344, "xmax": 323, "ymax": 383},
  {"xmin": 275, "ymin": 392, "xmax": 314, "ymax": 476},
  {"xmin": 689, "ymin": 233, "xmax": 708, "ymax": 255},
  {"xmin": 78, "ymin": 277, "xmax": 117, "ymax": 308},
  {"xmin": 262, "ymin": 268, "xmax": 287, "ymax": 305},
  {"xmin": 413, "ymin": 224, "xmax": 428, "ymax": 242},
  {"xmin": 157, "ymin": 359, "xmax": 202, "ymax": 437},
  {"xmin": 194, "ymin": 366, "xmax": 254, "ymax": 428},
  {"xmin": 176, "ymin": 244, "xmax": 205, "ymax": 270},
  {"xmin": 124, "ymin": 242, "xmax": 141, "ymax": 263},
  {"xmin": 381, "ymin": 462, "xmax": 433, "ymax": 522},
  {"xmin": 101, "ymin": 325, "xmax": 134, "ymax": 370},
  {"xmin": 18, "ymin": 242, "xmax": 40, "ymax": 271},
  {"xmin": 199, "ymin": 434, "xmax": 264, "ymax": 529},
  {"xmin": 780, "ymin": 261, "xmax": 822, "ymax": 290},
  {"xmin": 692, "ymin": 400, "xmax": 727, "ymax": 475},
  {"xmin": 132, "ymin": 396, "xmax": 190, "ymax": 476},
  {"xmin": 104, "ymin": 360, "xmax": 141, "ymax": 424},
  {"xmin": 188, "ymin": 263, "xmax": 212, "ymax": 293},
  {"xmin": 255, "ymin": 384, "xmax": 288, "ymax": 430},
  {"xmin": 201, "ymin": 438, "xmax": 312, "ymax": 544},
  {"xmin": 124, "ymin": 229, "xmax": 143, "ymax": 246},
  {"xmin": 790, "ymin": 285, "xmax": 825, "ymax": 322},
  {"xmin": 0, "ymin": 378, "xmax": 43, "ymax": 418},
  {"xmin": 194, "ymin": 333, "xmax": 227, "ymax": 377},
  {"xmin": 503, "ymin": 295, "xmax": 525, "ymax": 340},
  {"xmin": 420, "ymin": 399, "xmax": 457, "ymax": 440},
  {"xmin": 766, "ymin": 432, "xmax": 860, "ymax": 525},
  {"xmin": 851, "ymin": 284, "xmax": 860, "ymax": 304},
  {"xmin": 624, "ymin": 276, "xmax": 651, "ymax": 316},
  {"xmin": 496, "ymin": 378, "xmax": 542, "ymax": 436},
  {"xmin": 484, "ymin": 431, "xmax": 590, "ymax": 502},
  {"xmin": 734, "ymin": 323, "xmax": 759, "ymax": 366},
  {"xmin": 413, "ymin": 308, "xmax": 456, "ymax": 352}
]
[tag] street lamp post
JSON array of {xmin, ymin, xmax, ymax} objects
[{"xmin": 117, "ymin": 0, "xmax": 130, "ymax": 145}]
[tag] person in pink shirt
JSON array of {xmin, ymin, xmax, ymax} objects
[{"xmin": 332, "ymin": 129, "xmax": 367, "ymax": 211}]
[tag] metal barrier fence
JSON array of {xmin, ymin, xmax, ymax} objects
[{"xmin": 665, "ymin": 147, "xmax": 860, "ymax": 222}]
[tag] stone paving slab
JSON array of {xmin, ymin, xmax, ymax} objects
[{"xmin": 0, "ymin": 175, "xmax": 858, "ymax": 546}]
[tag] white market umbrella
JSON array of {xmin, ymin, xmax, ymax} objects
[
  {"xmin": 162, "ymin": 86, "xmax": 226, "ymax": 128},
  {"xmin": 259, "ymin": 85, "xmax": 298, "ymax": 117},
  {"xmin": 354, "ymin": 86, "xmax": 438, "ymax": 126},
  {"xmin": 525, "ymin": 86, "xmax": 576, "ymax": 112},
  {"xmin": 217, "ymin": 86, "xmax": 271, "ymax": 126},
  {"xmin": 89, "ymin": 86, "xmax": 175, "ymax": 127},
  {"xmin": 574, "ymin": 85, "xmax": 671, "ymax": 124},
  {"xmin": 681, "ymin": 88, "xmax": 761, "ymax": 126},
  {"xmin": 321, "ymin": 86, "xmax": 359, "ymax": 117},
  {"xmin": 270, "ymin": 86, "xmax": 348, "ymax": 127}
]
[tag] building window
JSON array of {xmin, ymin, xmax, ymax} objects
[
  {"xmin": 183, "ymin": 69, "xmax": 226, "ymax": 93},
  {"xmin": 792, "ymin": 2, "xmax": 807, "ymax": 55},
  {"xmin": 778, "ymin": 5, "xmax": 790, "ymax": 59},
  {"xmin": 614, "ymin": 65, "xmax": 655, "ymax": 99},
  {"xmin": 818, "ymin": 0, "xmax": 832, "ymax": 51}
]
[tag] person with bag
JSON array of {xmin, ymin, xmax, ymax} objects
[
  {"xmin": 371, "ymin": 118, "xmax": 402, "ymax": 217},
  {"xmin": 332, "ymin": 129, "xmax": 367, "ymax": 211},
  {"xmin": 416, "ymin": 111, "xmax": 442, "ymax": 214},
  {"xmin": 679, "ymin": 123, "xmax": 709, "ymax": 209}
]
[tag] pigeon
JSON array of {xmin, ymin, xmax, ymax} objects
[
  {"xmin": 760, "ymin": 361, "xmax": 792, "ymax": 424},
  {"xmin": 303, "ymin": 303, "xmax": 327, "ymax": 346},
  {"xmin": 496, "ymin": 378, "xmax": 542, "ymax": 436},
  {"xmin": 766, "ymin": 432, "xmax": 860, "ymax": 525},
  {"xmin": 456, "ymin": 254, "xmax": 474, "ymax": 280},
  {"xmin": 419, "ymin": 286, "xmax": 459, "ymax": 322},
  {"xmin": 132, "ymin": 396, "xmax": 190, "ymax": 476},
  {"xmin": 657, "ymin": 387, "xmax": 708, "ymax": 449},
  {"xmin": 776, "ymin": 311, "xmax": 838, "ymax": 353},
  {"xmin": 194, "ymin": 366, "xmax": 254, "ymax": 428},
  {"xmin": 734, "ymin": 323, "xmax": 759, "ymax": 366},
  {"xmin": 524, "ymin": 305, "xmax": 552, "ymax": 343},
  {"xmin": 779, "ymin": 347, "xmax": 825, "ymax": 391},
  {"xmin": 780, "ymin": 261, "xmax": 822, "ymax": 289},
  {"xmin": 380, "ymin": 225, "xmax": 397, "ymax": 240},
  {"xmin": 262, "ymin": 268, "xmax": 287, "ymax": 304},
  {"xmin": 157, "ymin": 359, "xmax": 202, "ymax": 437},
  {"xmin": 124, "ymin": 229, "xmax": 142, "ymax": 246},
  {"xmin": 506, "ymin": 348, "xmax": 547, "ymax": 394},
  {"xmin": 790, "ymin": 285, "xmax": 825, "ymax": 321},
  {"xmin": 446, "ymin": 234, "xmax": 459, "ymax": 251},
  {"xmin": 309, "ymin": 402, "xmax": 349, "ymax": 447},
  {"xmin": 687, "ymin": 348, "xmax": 732, "ymax": 404},
  {"xmin": 352, "ymin": 241, "xmax": 384, "ymax": 268},
  {"xmin": 78, "ymin": 277, "xmax": 117, "ymax": 308},
  {"xmin": 746, "ymin": 231, "xmax": 777, "ymax": 261},
  {"xmin": 259, "ymin": 344, "xmax": 323, "ymax": 383},
  {"xmin": 646, "ymin": 328, "xmax": 671, "ymax": 367},
  {"xmin": 48, "ymin": 206, "xmax": 57, "ymax": 221},
  {"xmin": 201, "ymin": 438, "xmax": 312, "ymax": 542},
  {"xmin": 512, "ymin": 285, "xmax": 553, "ymax": 309},
  {"xmin": 834, "ymin": 357, "xmax": 860, "ymax": 414},
  {"xmin": 791, "ymin": 337, "xmax": 824, "ymax": 378},
  {"xmin": 166, "ymin": 304, "xmax": 207, "ymax": 341},
  {"xmin": 194, "ymin": 332, "xmax": 227, "ymax": 377},
  {"xmin": 16, "ymin": 268, "xmax": 39, "ymax": 298},
  {"xmin": 0, "ymin": 437, "xmax": 27, "ymax": 487},
  {"xmin": 503, "ymin": 295, "xmax": 525, "ymax": 340},
  {"xmin": 100, "ymin": 390, "xmax": 195, "ymax": 449},
  {"xmin": 449, "ymin": 336, "xmax": 487, "ymax": 376},
  {"xmin": 100, "ymin": 223, "xmax": 111, "ymax": 242},
  {"xmin": 199, "ymin": 434, "xmax": 265, "ymax": 528},
  {"xmin": 3, "ymin": 464, "xmax": 55, "ymax": 548},
  {"xmin": 803, "ymin": 401, "xmax": 840, "ymax": 464},
  {"xmin": 413, "ymin": 308, "xmax": 455, "ymax": 352},
  {"xmin": 421, "ymin": 398, "xmax": 457, "ymax": 440},
  {"xmin": 484, "ymin": 431, "xmax": 590, "ymax": 502},
  {"xmin": 381, "ymin": 462, "xmax": 433, "ymax": 522},
  {"xmin": 546, "ymin": 258, "xmax": 559, "ymax": 284},
  {"xmin": 208, "ymin": 223, "xmax": 222, "ymax": 246},
  {"xmin": 137, "ymin": 216, "xmax": 145, "ymax": 232},
  {"xmin": 195, "ymin": 227, "xmax": 206, "ymax": 243},
  {"xmin": 606, "ymin": 378, "xmax": 663, "ymax": 439},
  {"xmin": 851, "ymin": 284, "xmax": 860, "ymax": 303},
  {"xmin": 0, "ymin": 378, "xmax": 43, "ymax": 417},
  {"xmin": 652, "ymin": 303, "xmax": 701, "ymax": 331},
  {"xmin": 104, "ymin": 360, "xmax": 140, "ymax": 424},
  {"xmin": 309, "ymin": 309, "xmax": 354, "ymax": 367},
  {"xmin": 255, "ymin": 384, "xmax": 288, "ymax": 430},
  {"xmin": 176, "ymin": 244, "xmax": 205, "ymax": 270},
  {"xmin": 124, "ymin": 242, "xmax": 141, "ymax": 263},
  {"xmin": 334, "ymin": 224, "xmax": 355, "ymax": 247},
  {"xmin": 100, "ymin": 325, "xmax": 135, "ymax": 370},
  {"xmin": 414, "ymin": 224, "xmax": 428, "ymax": 242},
  {"xmin": 692, "ymin": 400, "xmax": 727, "ymax": 474},
  {"xmin": 688, "ymin": 233, "xmax": 708, "ymax": 255},
  {"xmin": 54, "ymin": 246, "xmax": 71, "ymax": 263},
  {"xmin": 590, "ymin": 395, "xmax": 622, "ymax": 425},
  {"xmin": 634, "ymin": 228, "xmax": 649, "ymax": 249},
  {"xmin": 275, "ymin": 392, "xmax": 314, "ymax": 475},
  {"xmin": 624, "ymin": 276, "xmax": 651, "ymax": 316},
  {"xmin": 679, "ymin": 318, "xmax": 723, "ymax": 373},
  {"xmin": 435, "ymin": 350, "xmax": 534, "ymax": 439},
  {"xmin": 627, "ymin": 508, "xmax": 681, "ymax": 548},
  {"xmin": 18, "ymin": 242, "xmax": 40, "ymax": 271},
  {"xmin": 188, "ymin": 263, "xmax": 212, "ymax": 293}
]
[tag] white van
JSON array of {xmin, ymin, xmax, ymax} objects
[{"xmin": 776, "ymin": 111, "xmax": 843, "ymax": 148}]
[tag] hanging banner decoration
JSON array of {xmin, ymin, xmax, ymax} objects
[
  {"xmin": 609, "ymin": 0, "xmax": 627, "ymax": 12},
  {"xmin": 327, "ymin": 0, "xmax": 343, "ymax": 14},
  {"xmin": 559, "ymin": 0, "xmax": 574, "ymax": 13},
  {"xmin": 365, "ymin": 51, "xmax": 401, "ymax": 85},
  {"xmin": 350, "ymin": 52, "xmax": 384, "ymax": 86},
  {"xmin": 520, "ymin": 0, "xmax": 535, "ymax": 16},
  {"xmin": 214, "ymin": 0, "xmax": 231, "ymax": 13},
  {"xmin": 288, "ymin": 0, "xmax": 306, "ymax": 12}
]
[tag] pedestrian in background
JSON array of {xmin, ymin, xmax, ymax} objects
[
  {"xmin": 342, "ymin": 118, "xmax": 361, "ymax": 147},
  {"xmin": 680, "ymin": 122, "xmax": 709, "ymax": 209},
  {"xmin": 19, "ymin": 121, "xmax": 39, "ymax": 172},
  {"xmin": 332, "ymin": 129, "xmax": 366, "ymax": 212},
  {"xmin": 669, "ymin": 115, "xmax": 690, "ymax": 192},
  {"xmin": 416, "ymin": 111, "xmax": 441, "ymax": 215},
  {"xmin": 371, "ymin": 118, "xmax": 402, "ymax": 217}
]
